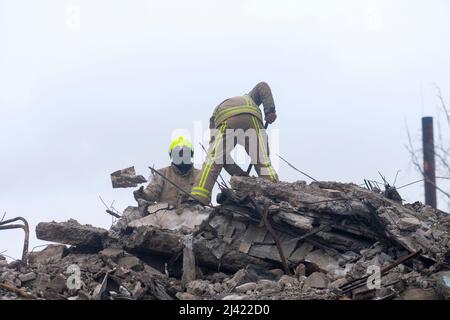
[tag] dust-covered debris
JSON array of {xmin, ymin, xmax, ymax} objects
[
  {"xmin": 2, "ymin": 177, "xmax": 449, "ymax": 300},
  {"xmin": 36, "ymin": 219, "xmax": 108, "ymax": 249}
]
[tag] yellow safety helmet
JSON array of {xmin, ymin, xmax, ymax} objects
[{"xmin": 168, "ymin": 136, "xmax": 194, "ymax": 158}]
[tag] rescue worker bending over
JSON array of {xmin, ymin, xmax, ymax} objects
[{"xmin": 191, "ymin": 82, "xmax": 279, "ymax": 205}]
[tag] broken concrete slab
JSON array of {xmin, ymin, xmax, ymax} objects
[
  {"xmin": 111, "ymin": 166, "xmax": 147, "ymax": 188},
  {"xmin": 182, "ymin": 235, "xmax": 196, "ymax": 286},
  {"xmin": 48, "ymin": 274, "xmax": 67, "ymax": 294},
  {"xmin": 0, "ymin": 255, "xmax": 7, "ymax": 267},
  {"xmin": 222, "ymin": 294, "xmax": 247, "ymax": 300},
  {"xmin": 269, "ymin": 269, "xmax": 284, "ymax": 280},
  {"xmin": 305, "ymin": 249, "xmax": 340, "ymax": 274},
  {"xmin": 433, "ymin": 271, "xmax": 450, "ymax": 300},
  {"xmin": 274, "ymin": 211, "xmax": 313, "ymax": 232},
  {"xmin": 118, "ymin": 256, "xmax": 144, "ymax": 272},
  {"xmin": 28, "ymin": 244, "xmax": 67, "ymax": 265},
  {"xmin": 4, "ymin": 176, "xmax": 447, "ymax": 301},
  {"xmin": 278, "ymin": 275, "xmax": 300, "ymax": 289},
  {"xmin": 109, "ymin": 176, "xmax": 449, "ymax": 282},
  {"xmin": 289, "ymin": 243, "xmax": 315, "ymax": 262},
  {"xmin": 18, "ymin": 272, "xmax": 36, "ymax": 283},
  {"xmin": 99, "ymin": 247, "xmax": 125, "ymax": 261},
  {"xmin": 225, "ymin": 269, "xmax": 258, "ymax": 288},
  {"xmin": 398, "ymin": 217, "xmax": 422, "ymax": 231},
  {"xmin": 304, "ymin": 272, "xmax": 329, "ymax": 289},
  {"xmin": 239, "ymin": 224, "xmax": 267, "ymax": 254},
  {"xmin": 235, "ymin": 282, "xmax": 257, "ymax": 293},
  {"xmin": 186, "ymin": 280, "xmax": 215, "ymax": 296},
  {"xmin": 400, "ymin": 287, "xmax": 440, "ymax": 300},
  {"xmin": 119, "ymin": 210, "xmax": 275, "ymax": 274},
  {"xmin": 176, "ymin": 292, "xmax": 198, "ymax": 300},
  {"xmin": 255, "ymin": 279, "xmax": 279, "ymax": 291},
  {"xmin": 227, "ymin": 177, "xmax": 450, "ymax": 264},
  {"xmin": 36, "ymin": 220, "xmax": 108, "ymax": 249},
  {"xmin": 129, "ymin": 204, "xmax": 212, "ymax": 231},
  {"xmin": 295, "ymin": 264, "xmax": 306, "ymax": 278},
  {"xmin": 110, "ymin": 206, "xmax": 146, "ymax": 234},
  {"xmin": 34, "ymin": 273, "xmax": 51, "ymax": 293},
  {"xmin": 121, "ymin": 225, "xmax": 184, "ymax": 256}
]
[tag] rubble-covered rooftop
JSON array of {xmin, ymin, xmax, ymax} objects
[{"xmin": 1, "ymin": 177, "xmax": 450, "ymax": 300}]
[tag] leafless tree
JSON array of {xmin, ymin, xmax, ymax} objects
[{"xmin": 405, "ymin": 85, "xmax": 450, "ymax": 210}]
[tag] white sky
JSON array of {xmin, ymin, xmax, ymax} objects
[{"xmin": 1, "ymin": 0, "xmax": 450, "ymax": 260}]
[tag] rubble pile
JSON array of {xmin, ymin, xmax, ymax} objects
[
  {"xmin": 0, "ymin": 244, "xmax": 174, "ymax": 300},
  {"xmin": 1, "ymin": 177, "xmax": 450, "ymax": 300}
]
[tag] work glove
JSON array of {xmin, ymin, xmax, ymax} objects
[
  {"xmin": 133, "ymin": 186, "xmax": 144, "ymax": 201},
  {"xmin": 265, "ymin": 112, "xmax": 277, "ymax": 124}
]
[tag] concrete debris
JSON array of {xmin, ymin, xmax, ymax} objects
[
  {"xmin": 29, "ymin": 244, "xmax": 67, "ymax": 265},
  {"xmin": 110, "ymin": 166, "xmax": 147, "ymax": 189},
  {"xmin": 278, "ymin": 275, "xmax": 300, "ymax": 288},
  {"xmin": 255, "ymin": 279, "xmax": 280, "ymax": 293},
  {"xmin": 99, "ymin": 248, "xmax": 125, "ymax": 261},
  {"xmin": 222, "ymin": 294, "xmax": 247, "ymax": 300},
  {"xmin": 305, "ymin": 250, "xmax": 340, "ymax": 274},
  {"xmin": 0, "ymin": 256, "xmax": 8, "ymax": 268},
  {"xmin": 1, "ymin": 249, "xmax": 173, "ymax": 300},
  {"xmin": 433, "ymin": 271, "xmax": 450, "ymax": 299},
  {"xmin": 129, "ymin": 204, "xmax": 211, "ymax": 231},
  {"xmin": 36, "ymin": 219, "xmax": 108, "ymax": 249},
  {"xmin": 2, "ymin": 177, "xmax": 450, "ymax": 300},
  {"xmin": 181, "ymin": 235, "xmax": 197, "ymax": 286},
  {"xmin": 176, "ymin": 292, "xmax": 198, "ymax": 300},
  {"xmin": 400, "ymin": 287, "xmax": 440, "ymax": 300},
  {"xmin": 117, "ymin": 256, "xmax": 144, "ymax": 272},
  {"xmin": 235, "ymin": 282, "xmax": 257, "ymax": 293},
  {"xmin": 18, "ymin": 272, "xmax": 36, "ymax": 283},
  {"xmin": 304, "ymin": 272, "xmax": 329, "ymax": 289}
]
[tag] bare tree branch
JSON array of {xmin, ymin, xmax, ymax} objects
[
  {"xmin": 406, "ymin": 126, "xmax": 423, "ymax": 172},
  {"xmin": 405, "ymin": 124, "xmax": 450, "ymax": 200},
  {"xmin": 436, "ymin": 145, "xmax": 450, "ymax": 161},
  {"xmin": 0, "ymin": 252, "xmax": 19, "ymax": 261},
  {"xmin": 435, "ymin": 151, "xmax": 450, "ymax": 176},
  {"xmin": 436, "ymin": 115, "xmax": 446, "ymax": 155},
  {"xmin": 393, "ymin": 170, "xmax": 401, "ymax": 187},
  {"xmin": 434, "ymin": 83, "xmax": 450, "ymax": 127}
]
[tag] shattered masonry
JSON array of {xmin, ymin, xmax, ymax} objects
[{"xmin": 1, "ymin": 177, "xmax": 450, "ymax": 300}]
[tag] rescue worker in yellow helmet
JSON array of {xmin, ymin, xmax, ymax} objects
[
  {"xmin": 191, "ymin": 82, "xmax": 279, "ymax": 205},
  {"xmin": 134, "ymin": 136, "xmax": 201, "ymax": 207}
]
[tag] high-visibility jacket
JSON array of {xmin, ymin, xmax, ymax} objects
[{"xmin": 142, "ymin": 164, "xmax": 200, "ymax": 206}]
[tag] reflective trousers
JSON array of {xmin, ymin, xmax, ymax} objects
[{"xmin": 191, "ymin": 114, "xmax": 279, "ymax": 204}]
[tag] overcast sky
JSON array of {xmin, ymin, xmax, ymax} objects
[{"xmin": 1, "ymin": 0, "xmax": 449, "ymax": 260}]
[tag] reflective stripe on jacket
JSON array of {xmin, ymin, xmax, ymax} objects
[{"xmin": 211, "ymin": 94, "xmax": 263, "ymax": 128}]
